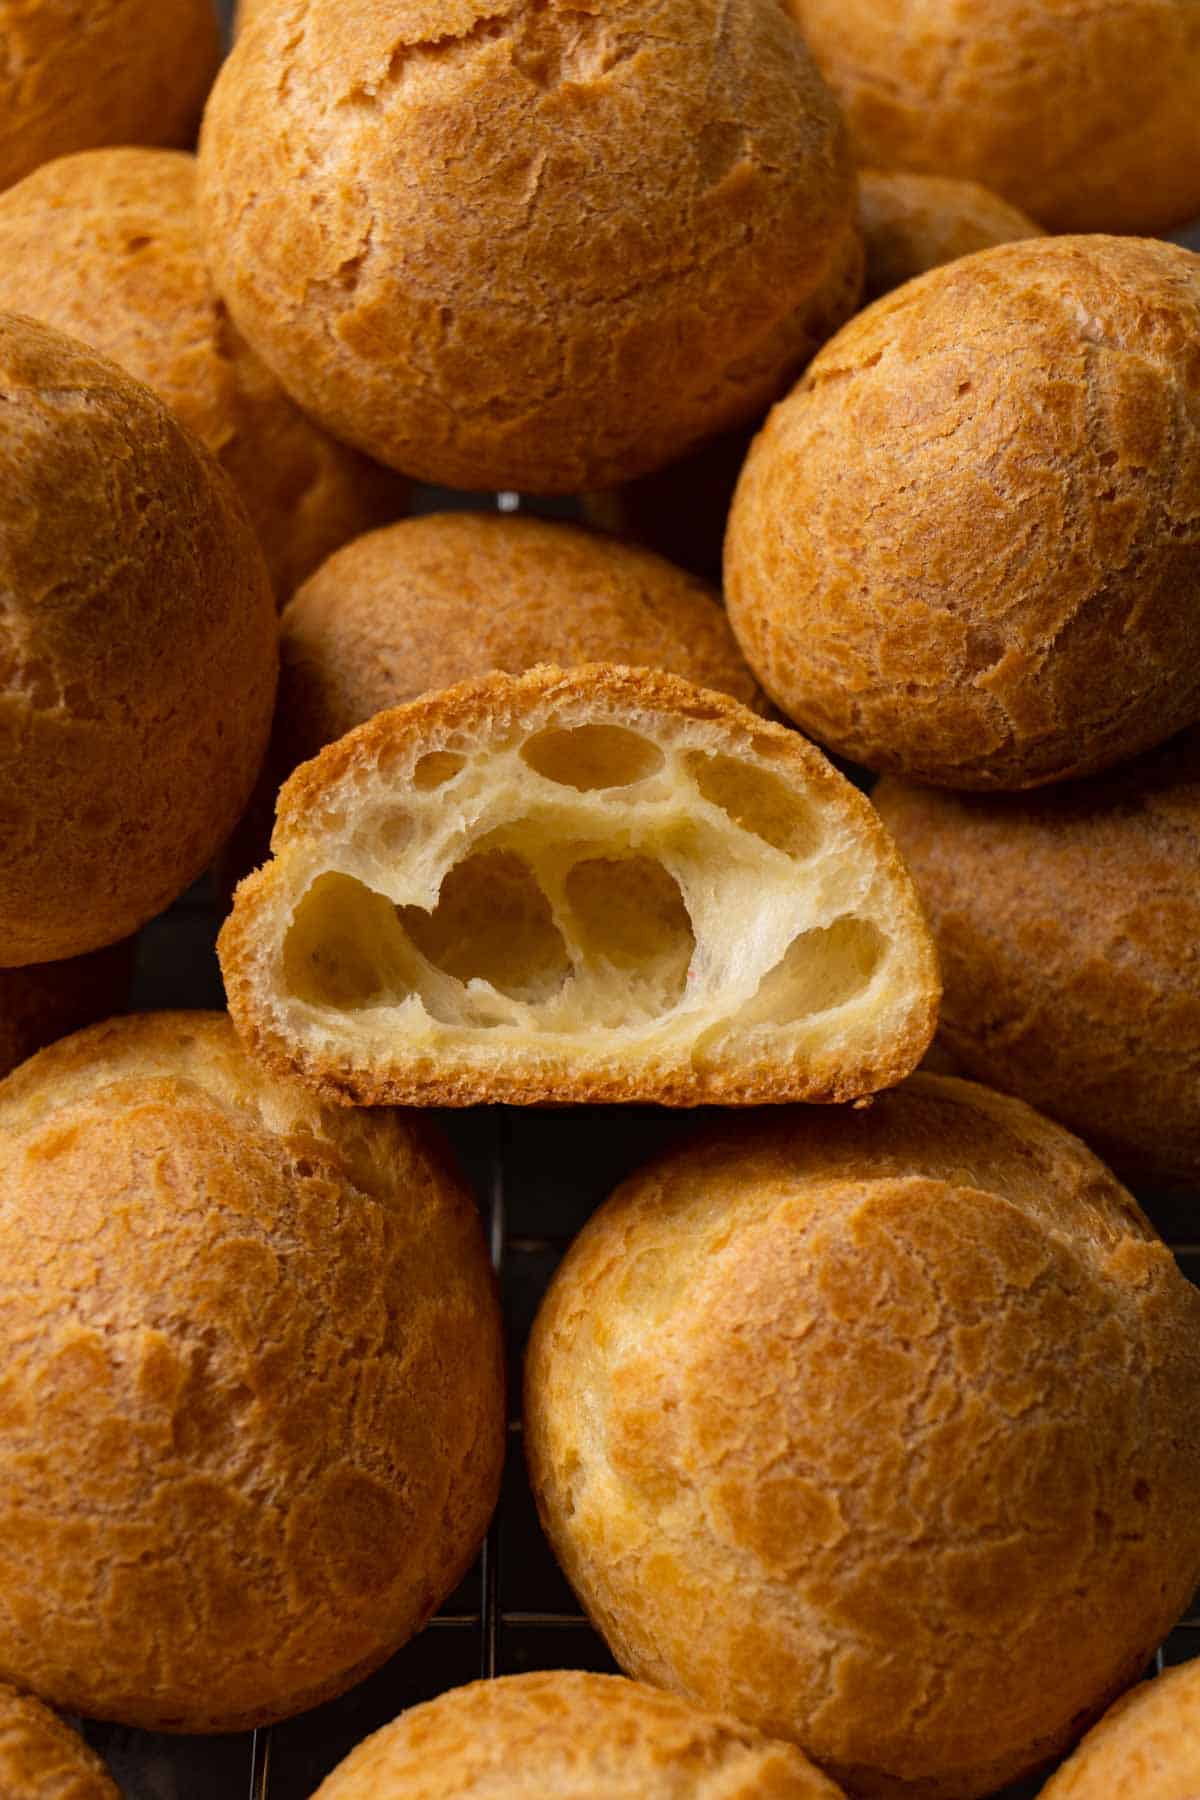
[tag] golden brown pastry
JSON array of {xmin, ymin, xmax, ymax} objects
[
  {"xmin": 0, "ymin": 1011, "xmax": 504, "ymax": 1733},
  {"xmin": 0, "ymin": 312, "xmax": 276, "ymax": 965},
  {"xmin": 313, "ymin": 1671, "xmax": 847, "ymax": 1799},
  {"xmin": 875, "ymin": 736, "xmax": 1200, "ymax": 1187},
  {"xmin": 526, "ymin": 1076, "xmax": 1200, "ymax": 1798},
  {"xmin": 232, "ymin": 0, "xmax": 272, "ymax": 32},
  {"xmin": 1040, "ymin": 1658, "xmax": 1200, "ymax": 1798},
  {"xmin": 219, "ymin": 664, "xmax": 939, "ymax": 1108},
  {"xmin": 789, "ymin": 0, "xmax": 1200, "ymax": 234},
  {"xmin": 0, "ymin": 943, "xmax": 133, "ymax": 1081},
  {"xmin": 278, "ymin": 513, "xmax": 764, "ymax": 771},
  {"xmin": 858, "ymin": 169, "xmax": 1044, "ymax": 301},
  {"xmin": 0, "ymin": 1685, "xmax": 118, "ymax": 1799},
  {"xmin": 211, "ymin": 510, "xmax": 767, "ymax": 902},
  {"xmin": 0, "ymin": 0, "xmax": 219, "ymax": 193},
  {"xmin": 197, "ymin": 0, "xmax": 859, "ymax": 493},
  {"xmin": 580, "ymin": 234, "xmax": 865, "ymax": 581},
  {"xmin": 726, "ymin": 236, "xmax": 1200, "ymax": 791},
  {"xmin": 0, "ymin": 150, "xmax": 404, "ymax": 601}
]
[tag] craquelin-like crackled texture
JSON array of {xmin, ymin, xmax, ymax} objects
[
  {"xmin": 0, "ymin": 312, "xmax": 277, "ymax": 966},
  {"xmin": 1039, "ymin": 1657, "xmax": 1200, "ymax": 1798},
  {"xmin": 788, "ymin": 0, "xmax": 1200, "ymax": 234},
  {"xmin": 313, "ymin": 1670, "xmax": 849, "ymax": 1799},
  {"xmin": 0, "ymin": 941, "xmax": 133, "ymax": 1082},
  {"xmin": 218, "ymin": 664, "xmax": 939, "ymax": 1107},
  {"xmin": 875, "ymin": 729, "xmax": 1200, "ymax": 1188},
  {"xmin": 0, "ymin": 1682, "xmax": 118, "ymax": 1800},
  {"xmin": 525, "ymin": 1075, "xmax": 1200, "ymax": 1799},
  {"xmin": 278, "ymin": 512, "xmax": 765, "ymax": 769},
  {"xmin": 197, "ymin": 0, "xmax": 859, "ymax": 493},
  {"xmin": 0, "ymin": 149, "xmax": 405, "ymax": 601},
  {"xmin": 0, "ymin": 1012, "xmax": 505, "ymax": 1733},
  {"xmin": 0, "ymin": 0, "xmax": 219, "ymax": 194},
  {"xmin": 726, "ymin": 236, "xmax": 1200, "ymax": 792},
  {"xmin": 857, "ymin": 170, "xmax": 1043, "ymax": 304}
]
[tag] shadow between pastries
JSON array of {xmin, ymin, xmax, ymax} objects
[{"xmin": 219, "ymin": 666, "xmax": 940, "ymax": 1107}]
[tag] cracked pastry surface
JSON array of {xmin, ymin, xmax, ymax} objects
[
  {"xmin": 525, "ymin": 1075, "xmax": 1200, "ymax": 1798},
  {"xmin": 277, "ymin": 512, "xmax": 764, "ymax": 770},
  {"xmin": 0, "ymin": 0, "xmax": 219, "ymax": 194},
  {"xmin": 197, "ymin": 0, "xmax": 858, "ymax": 493},
  {"xmin": 1040, "ymin": 1657, "xmax": 1200, "ymax": 1798},
  {"xmin": 313, "ymin": 1670, "xmax": 847, "ymax": 1798},
  {"xmin": 0, "ymin": 1011, "xmax": 504, "ymax": 1732},
  {"xmin": 0, "ymin": 312, "xmax": 277, "ymax": 965},
  {"xmin": 0, "ymin": 1684, "xmax": 118, "ymax": 1799},
  {"xmin": 726, "ymin": 236, "xmax": 1200, "ymax": 790},
  {"xmin": 219, "ymin": 664, "xmax": 939, "ymax": 1107},
  {"xmin": 857, "ymin": 170, "xmax": 1043, "ymax": 302},
  {"xmin": 0, "ymin": 150, "xmax": 404, "ymax": 601},
  {"xmin": 789, "ymin": 0, "xmax": 1200, "ymax": 234},
  {"xmin": 0, "ymin": 943, "xmax": 133, "ymax": 1082},
  {"xmin": 875, "ymin": 731, "xmax": 1200, "ymax": 1186}
]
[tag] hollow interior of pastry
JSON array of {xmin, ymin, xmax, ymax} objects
[{"xmin": 262, "ymin": 712, "xmax": 922, "ymax": 1081}]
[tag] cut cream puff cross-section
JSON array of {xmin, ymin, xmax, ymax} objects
[{"xmin": 219, "ymin": 667, "xmax": 939, "ymax": 1106}]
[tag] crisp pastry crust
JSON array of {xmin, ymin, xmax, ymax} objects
[
  {"xmin": 875, "ymin": 730, "xmax": 1200, "ymax": 1186},
  {"xmin": 0, "ymin": 943, "xmax": 133, "ymax": 1081},
  {"xmin": 221, "ymin": 510, "xmax": 766, "ymax": 901},
  {"xmin": 0, "ymin": 0, "xmax": 219, "ymax": 194},
  {"xmin": 313, "ymin": 1671, "xmax": 847, "ymax": 1798},
  {"xmin": 218, "ymin": 664, "xmax": 940, "ymax": 1107},
  {"xmin": 790, "ymin": 0, "xmax": 1200, "ymax": 234},
  {"xmin": 525, "ymin": 1075, "xmax": 1200, "ymax": 1798},
  {"xmin": 0, "ymin": 312, "xmax": 277, "ymax": 965},
  {"xmin": 726, "ymin": 236, "xmax": 1200, "ymax": 790},
  {"xmin": 0, "ymin": 150, "xmax": 405, "ymax": 600},
  {"xmin": 1039, "ymin": 1658, "xmax": 1200, "ymax": 1798},
  {"xmin": 0, "ymin": 1685, "xmax": 117, "ymax": 1799},
  {"xmin": 857, "ymin": 170, "xmax": 1043, "ymax": 301},
  {"xmin": 198, "ymin": 0, "xmax": 858, "ymax": 492},
  {"xmin": 0, "ymin": 1012, "xmax": 504, "ymax": 1732},
  {"xmin": 278, "ymin": 512, "xmax": 765, "ymax": 769}
]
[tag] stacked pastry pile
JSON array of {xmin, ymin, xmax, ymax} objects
[{"xmin": 0, "ymin": 1, "xmax": 1199, "ymax": 1795}]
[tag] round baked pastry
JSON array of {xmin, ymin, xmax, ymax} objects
[
  {"xmin": 874, "ymin": 731, "xmax": 1200, "ymax": 1186},
  {"xmin": 0, "ymin": 150, "xmax": 403, "ymax": 601},
  {"xmin": 210, "ymin": 511, "xmax": 768, "ymax": 898},
  {"xmin": 0, "ymin": 943, "xmax": 133, "ymax": 1081},
  {"xmin": 0, "ymin": 0, "xmax": 219, "ymax": 194},
  {"xmin": 0, "ymin": 312, "xmax": 276, "ymax": 965},
  {"xmin": 313, "ymin": 1671, "xmax": 846, "ymax": 1798},
  {"xmin": 0, "ymin": 1011, "xmax": 504, "ymax": 1732},
  {"xmin": 789, "ymin": 0, "xmax": 1200, "ymax": 234},
  {"xmin": 726, "ymin": 236, "xmax": 1200, "ymax": 790},
  {"xmin": 1040, "ymin": 1658, "xmax": 1200, "ymax": 1798},
  {"xmin": 279, "ymin": 513, "xmax": 764, "ymax": 770},
  {"xmin": 526, "ymin": 1076, "xmax": 1200, "ymax": 1798},
  {"xmin": 0, "ymin": 1684, "xmax": 117, "ymax": 1799},
  {"xmin": 858, "ymin": 169, "xmax": 1043, "ymax": 301},
  {"xmin": 198, "ymin": 0, "xmax": 859, "ymax": 492},
  {"xmin": 219, "ymin": 664, "xmax": 939, "ymax": 1108}
]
